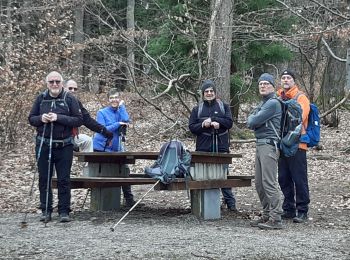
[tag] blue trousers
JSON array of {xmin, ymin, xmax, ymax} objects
[
  {"xmin": 278, "ymin": 149, "xmax": 310, "ymax": 214},
  {"xmin": 36, "ymin": 143, "xmax": 73, "ymax": 214},
  {"xmin": 221, "ymin": 188, "xmax": 236, "ymax": 208}
]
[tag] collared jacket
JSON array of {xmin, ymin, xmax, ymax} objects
[
  {"xmin": 28, "ymin": 89, "xmax": 83, "ymax": 140},
  {"xmin": 247, "ymin": 92, "xmax": 282, "ymax": 141},
  {"xmin": 93, "ymin": 105, "xmax": 129, "ymax": 152},
  {"xmin": 277, "ymin": 85, "xmax": 310, "ymax": 150},
  {"xmin": 189, "ymin": 99, "xmax": 233, "ymax": 152}
]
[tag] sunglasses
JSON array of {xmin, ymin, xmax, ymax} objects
[
  {"xmin": 48, "ymin": 80, "xmax": 61, "ymax": 85},
  {"xmin": 68, "ymin": 87, "xmax": 78, "ymax": 91},
  {"xmin": 204, "ymin": 89, "xmax": 215, "ymax": 93}
]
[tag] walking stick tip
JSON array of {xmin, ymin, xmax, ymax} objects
[
  {"xmin": 110, "ymin": 227, "xmax": 115, "ymax": 232},
  {"xmin": 20, "ymin": 221, "xmax": 28, "ymax": 228}
]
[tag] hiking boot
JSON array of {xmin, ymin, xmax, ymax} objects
[
  {"xmin": 125, "ymin": 199, "xmax": 145, "ymax": 208},
  {"xmin": 227, "ymin": 206, "xmax": 238, "ymax": 212},
  {"xmin": 39, "ymin": 212, "xmax": 52, "ymax": 222},
  {"xmin": 293, "ymin": 212, "xmax": 308, "ymax": 223},
  {"xmin": 250, "ymin": 216, "xmax": 269, "ymax": 227},
  {"xmin": 281, "ymin": 211, "xmax": 296, "ymax": 219},
  {"xmin": 258, "ymin": 219, "xmax": 283, "ymax": 230},
  {"xmin": 59, "ymin": 213, "xmax": 71, "ymax": 223}
]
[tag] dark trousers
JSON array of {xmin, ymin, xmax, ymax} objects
[
  {"xmin": 278, "ymin": 149, "xmax": 310, "ymax": 214},
  {"xmin": 36, "ymin": 143, "xmax": 73, "ymax": 214}
]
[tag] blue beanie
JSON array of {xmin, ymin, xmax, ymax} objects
[
  {"xmin": 201, "ymin": 79, "xmax": 216, "ymax": 94},
  {"xmin": 258, "ymin": 73, "xmax": 275, "ymax": 87}
]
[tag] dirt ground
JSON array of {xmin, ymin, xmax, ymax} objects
[{"xmin": 0, "ymin": 96, "xmax": 349, "ymax": 259}]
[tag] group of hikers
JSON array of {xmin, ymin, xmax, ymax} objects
[{"xmin": 28, "ymin": 70, "xmax": 311, "ymax": 229}]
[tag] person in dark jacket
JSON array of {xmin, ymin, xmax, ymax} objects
[
  {"xmin": 64, "ymin": 80, "xmax": 113, "ymax": 153},
  {"xmin": 188, "ymin": 79, "xmax": 237, "ymax": 211},
  {"xmin": 28, "ymin": 71, "xmax": 83, "ymax": 223},
  {"xmin": 247, "ymin": 73, "xmax": 283, "ymax": 230}
]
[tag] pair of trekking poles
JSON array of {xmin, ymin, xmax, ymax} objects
[{"xmin": 21, "ymin": 121, "xmax": 54, "ymax": 228}]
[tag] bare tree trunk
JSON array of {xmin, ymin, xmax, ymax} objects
[
  {"xmin": 321, "ymin": 38, "xmax": 347, "ymax": 127},
  {"xmin": 207, "ymin": 0, "xmax": 233, "ymax": 103},
  {"xmin": 73, "ymin": 4, "xmax": 85, "ymax": 88},
  {"xmin": 126, "ymin": 0, "xmax": 135, "ymax": 90}
]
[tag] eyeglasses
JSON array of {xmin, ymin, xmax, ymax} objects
[
  {"xmin": 68, "ymin": 87, "xmax": 78, "ymax": 91},
  {"xmin": 258, "ymin": 82, "xmax": 271, "ymax": 86},
  {"xmin": 204, "ymin": 89, "xmax": 215, "ymax": 93},
  {"xmin": 48, "ymin": 80, "xmax": 61, "ymax": 85},
  {"xmin": 281, "ymin": 75, "xmax": 293, "ymax": 80}
]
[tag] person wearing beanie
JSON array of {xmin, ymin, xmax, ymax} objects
[
  {"xmin": 277, "ymin": 69, "xmax": 311, "ymax": 224},
  {"xmin": 189, "ymin": 79, "xmax": 237, "ymax": 211},
  {"xmin": 247, "ymin": 72, "xmax": 283, "ymax": 230}
]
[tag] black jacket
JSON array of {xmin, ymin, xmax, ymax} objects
[
  {"xmin": 189, "ymin": 99, "xmax": 233, "ymax": 152},
  {"xmin": 28, "ymin": 90, "xmax": 83, "ymax": 139},
  {"xmin": 78, "ymin": 99, "xmax": 105, "ymax": 134}
]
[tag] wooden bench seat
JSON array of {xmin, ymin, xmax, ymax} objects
[{"xmin": 52, "ymin": 175, "xmax": 254, "ymax": 190}]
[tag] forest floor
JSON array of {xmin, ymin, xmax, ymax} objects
[{"xmin": 0, "ymin": 93, "xmax": 349, "ymax": 259}]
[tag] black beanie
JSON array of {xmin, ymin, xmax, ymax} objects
[
  {"xmin": 201, "ymin": 79, "xmax": 216, "ymax": 94},
  {"xmin": 281, "ymin": 69, "xmax": 296, "ymax": 80}
]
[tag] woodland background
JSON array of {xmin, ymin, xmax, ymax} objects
[{"xmin": 0, "ymin": 0, "xmax": 350, "ymax": 150}]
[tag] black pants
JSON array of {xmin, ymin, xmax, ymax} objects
[
  {"xmin": 278, "ymin": 149, "xmax": 310, "ymax": 214},
  {"xmin": 36, "ymin": 143, "xmax": 73, "ymax": 214}
]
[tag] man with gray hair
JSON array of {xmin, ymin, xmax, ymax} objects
[
  {"xmin": 29, "ymin": 71, "xmax": 83, "ymax": 223},
  {"xmin": 64, "ymin": 79, "xmax": 113, "ymax": 154},
  {"xmin": 247, "ymin": 73, "xmax": 283, "ymax": 229}
]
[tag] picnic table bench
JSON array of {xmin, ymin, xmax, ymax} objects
[{"xmin": 53, "ymin": 151, "xmax": 254, "ymax": 220}]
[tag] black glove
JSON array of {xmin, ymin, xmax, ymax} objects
[{"xmin": 101, "ymin": 127, "xmax": 113, "ymax": 139}]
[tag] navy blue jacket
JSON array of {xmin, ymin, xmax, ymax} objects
[
  {"xmin": 28, "ymin": 90, "xmax": 83, "ymax": 140},
  {"xmin": 189, "ymin": 99, "xmax": 233, "ymax": 152}
]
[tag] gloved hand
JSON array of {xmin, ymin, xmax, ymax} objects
[{"xmin": 101, "ymin": 127, "xmax": 113, "ymax": 139}]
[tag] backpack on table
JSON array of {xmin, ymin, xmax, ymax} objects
[{"xmin": 144, "ymin": 140, "xmax": 191, "ymax": 184}]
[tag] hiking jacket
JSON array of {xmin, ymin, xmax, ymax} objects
[
  {"xmin": 28, "ymin": 89, "xmax": 83, "ymax": 140},
  {"xmin": 189, "ymin": 99, "xmax": 233, "ymax": 153},
  {"xmin": 277, "ymin": 85, "xmax": 310, "ymax": 150},
  {"xmin": 78, "ymin": 99, "xmax": 105, "ymax": 134},
  {"xmin": 247, "ymin": 93, "xmax": 282, "ymax": 141},
  {"xmin": 93, "ymin": 105, "xmax": 129, "ymax": 152}
]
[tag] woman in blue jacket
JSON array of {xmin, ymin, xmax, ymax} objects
[{"xmin": 93, "ymin": 89, "xmax": 137, "ymax": 207}]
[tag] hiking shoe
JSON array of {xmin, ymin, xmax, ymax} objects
[
  {"xmin": 250, "ymin": 216, "xmax": 269, "ymax": 227},
  {"xmin": 39, "ymin": 212, "xmax": 52, "ymax": 222},
  {"xmin": 281, "ymin": 211, "xmax": 296, "ymax": 219},
  {"xmin": 59, "ymin": 213, "xmax": 71, "ymax": 223},
  {"xmin": 258, "ymin": 219, "xmax": 283, "ymax": 230},
  {"xmin": 125, "ymin": 200, "xmax": 145, "ymax": 208},
  {"xmin": 293, "ymin": 212, "xmax": 308, "ymax": 223},
  {"xmin": 227, "ymin": 206, "xmax": 238, "ymax": 212}
]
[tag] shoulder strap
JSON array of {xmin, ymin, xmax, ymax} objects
[
  {"xmin": 217, "ymin": 99, "xmax": 225, "ymax": 114},
  {"xmin": 197, "ymin": 102, "xmax": 204, "ymax": 118}
]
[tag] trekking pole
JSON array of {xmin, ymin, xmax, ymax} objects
[
  {"xmin": 20, "ymin": 124, "xmax": 47, "ymax": 228},
  {"xmin": 43, "ymin": 121, "xmax": 54, "ymax": 227},
  {"xmin": 110, "ymin": 180, "xmax": 160, "ymax": 232}
]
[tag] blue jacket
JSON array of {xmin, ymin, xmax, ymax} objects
[{"xmin": 93, "ymin": 105, "xmax": 129, "ymax": 152}]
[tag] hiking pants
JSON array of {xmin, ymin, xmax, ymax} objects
[
  {"xmin": 255, "ymin": 144, "xmax": 283, "ymax": 221},
  {"xmin": 74, "ymin": 134, "xmax": 93, "ymax": 152},
  {"xmin": 36, "ymin": 143, "xmax": 73, "ymax": 214},
  {"xmin": 278, "ymin": 149, "xmax": 310, "ymax": 214}
]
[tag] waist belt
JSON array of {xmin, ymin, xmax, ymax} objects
[
  {"xmin": 36, "ymin": 136, "xmax": 73, "ymax": 146},
  {"xmin": 256, "ymin": 138, "xmax": 278, "ymax": 146},
  {"xmin": 202, "ymin": 130, "xmax": 228, "ymax": 137}
]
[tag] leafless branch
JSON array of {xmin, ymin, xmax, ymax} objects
[
  {"xmin": 151, "ymin": 74, "xmax": 191, "ymax": 100},
  {"xmin": 320, "ymin": 90, "xmax": 350, "ymax": 118},
  {"xmin": 321, "ymin": 37, "xmax": 347, "ymax": 62}
]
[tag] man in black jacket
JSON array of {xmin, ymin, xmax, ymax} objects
[
  {"xmin": 64, "ymin": 80, "xmax": 113, "ymax": 153},
  {"xmin": 28, "ymin": 71, "xmax": 83, "ymax": 223},
  {"xmin": 189, "ymin": 79, "xmax": 237, "ymax": 211}
]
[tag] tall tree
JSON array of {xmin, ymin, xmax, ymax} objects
[{"xmin": 207, "ymin": 0, "xmax": 233, "ymax": 103}]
